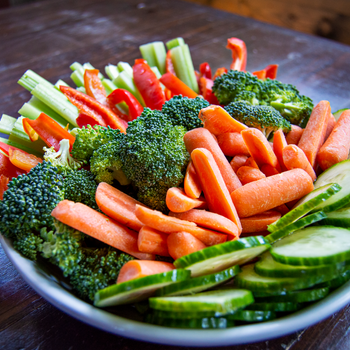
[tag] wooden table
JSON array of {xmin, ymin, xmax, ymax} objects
[{"xmin": 1, "ymin": 0, "xmax": 350, "ymax": 349}]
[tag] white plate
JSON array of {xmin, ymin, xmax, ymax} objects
[{"xmin": 1, "ymin": 234, "xmax": 350, "ymax": 347}]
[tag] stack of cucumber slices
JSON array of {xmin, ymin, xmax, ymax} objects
[{"xmin": 94, "ymin": 161, "xmax": 350, "ymax": 329}]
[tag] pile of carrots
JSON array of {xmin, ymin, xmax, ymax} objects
[{"xmin": 51, "ymin": 100, "xmax": 350, "ymax": 285}]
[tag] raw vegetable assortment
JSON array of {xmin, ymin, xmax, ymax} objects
[{"xmin": 0, "ymin": 36, "xmax": 350, "ymax": 330}]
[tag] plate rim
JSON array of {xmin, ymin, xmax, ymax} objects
[{"xmin": 1, "ymin": 234, "xmax": 350, "ymax": 347}]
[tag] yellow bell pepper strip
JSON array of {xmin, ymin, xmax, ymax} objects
[
  {"xmin": 8, "ymin": 148, "xmax": 42, "ymax": 172},
  {"xmin": 22, "ymin": 113, "xmax": 75, "ymax": 152},
  {"xmin": 226, "ymin": 37, "xmax": 247, "ymax": 71},
  {"xmin": 159, "ymin": 72, "xmax": 198, "ymax": 99}
]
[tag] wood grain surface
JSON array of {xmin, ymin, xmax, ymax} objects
[{"xmin": 0, "ymin": 0, "xmax": 350, "ymax": 349}]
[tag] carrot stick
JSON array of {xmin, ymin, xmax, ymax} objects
[
  {"xmin": 282, "ymin": 144, "xmax": 316, "ymax": 181},
  {"xmin": 325, "ymin": 113, "xmax": 337, "ymax": 141},
  {"xmin": 184, "ymin": 161, "xmax": 202, "ymax": 199},
  {"xmin": 298, "ymin": 100, "xmax": 331, "ymax": 167},
  {"xmin": 230, "ymin": 155, "xmax": 248, "ymax": 173},
  {"xmin": 273, "ymin": 129, "xmax": 288, "ymax": 171},
  {"xmin": 236, "ymin": 166, "xmax": 266, "ymax": 185},
  {"xmin": 244, "ymin": 157, "xmax": 259, "ymax": 169},
  {"xmin": 198, "ymin": 105, "xmax": 248, "ymax": 135},
  {"xmin": 184, "ymin": 128, "xmax": 242, "ymax": 193},
  {"xmin": 169, "ymin": 209, "xmax": 239, "ymax": 237},
  {"xmin": 95, "ymin": 182, "xmax": 146, "ymax": 231},
  {"xmin": 138, "ymin": 226, "xmax": 170, "ymax": 257},
  {"xmin": 317, "ymin": 109, "xmax": 350, "ymax": 171},
  {"xmin": 241, "ymin": 211, "xmax": 281, "ymax": 233},
  {"xmin": 134, "ymin": 204, "xmax": 227, "ymax": 246},
  {"xmin": 230, "ymin": 169, "xmax": 314, "ymax": 217},
  {"xmin": 8, "ymin": 148, "xmax": 42, "ymax": 172},
  {"xmin": 217, "ymin": 132, "xmax": 250, "ymax": 157},
  {"xmin": 273, "ymin": 204, "xmax": 290, "ymax": 215},
  {"xmin": 51, "ymin": 200, "xmax": 154, "ymax": 260},
  {"xmin": 285, "ymin": 125, "xmax": 304, "ymax": 145},
  {"xmin": 159, "ymin": 72, "xmax": 198, "ymax": 98},
  {"xmin": 191, "ymin": 148, "xmax": 242, "ymax": 233},
  {"xmin": 260, "ymin": 164, "xmax": 280, "ymax": 177},
  {"xmin": 167, "ymin": 231, "xmax": 207, "ymax": 260},
  {"xmin": 117, "ymin": 260, "xmax": 174, "ymax": 284},
  {"xmin": 166, "ymin": 187, "xmax": 207, "ymax": 213},
  {"xmin": 241, "ymin": 128, "xmax": 280, "ymax": 170}
]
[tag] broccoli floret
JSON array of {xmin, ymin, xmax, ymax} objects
[
  {"xmin": 137, "ymin": 183, "xmax": 170, "ymax": 213},
  {"xmin": 13, "ymin": 232, "xmax": 43, "ymax": 260},
  {"xmin": 161, "ymin": 95, "xmax": 209, "ymax": 130},
  {"xmin": 71, "ymin": 125, "xmax": 121, "ymax": 162},
  {"xmin": 225, "ymin": 101, "xmax": 291, "ymax": 139},
  {"xmin": 233, "ymin": 91, "xmax": 260, "ymax": 106}
]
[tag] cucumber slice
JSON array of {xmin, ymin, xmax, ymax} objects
[
  {"xmin": 146, "ymin": 314, "xmax": 235, "ymax": 329},
  {"xmin": 295, "ymin": 160, "xmax": 350, "ymax": 212},
  {"xmin": 94, "ymin": 269, "xmax": 190, "ymax": 307},
  {"xmin": 149, "ymin": 289, "xmax": 254, "ymax": 315},
  {"xmin": 321, "ymin": 207, "xmax": 350, "ymax": 227},
  {"xmin": 150, "ymin": 309, "xmax": 220, "ymax": 319},
  {"xmin": 235, "ymin": 264, "xmax": 329, "ymax": 293},
  {"xmin": 333, "ymin": 108, "xmax": 348, "ymax": 120},
  {"xmin": 227, "ymin": 310, "xmax": 276, "ymax": 322},
  {"xmin": 321, "ymin": 270, "xmax": 350, "ymax": 290},
  {"xmin": 255, "ymin": 252, "xmax": 349, "ymax": 278},
  {"xmin": 174, "ymin": 236, "xmax": 270, "ymax": 277},
  {"xmin": 271, "ymin": 226, "xmax": 350, "ymax": 266},
  {"xmin": 245, "ymin": 302, "xmax": 301, "ymax": 312},
  {"xmin": 265, "ymin": 211, "xmax": 326, "ymax": 244},
  {"xmin": 156, "ymin": 265, "xmax": 241, "ymax": 297},
  {"xmin": 267, "ymin": 184, "xmax": 341, "ymax": 233}
]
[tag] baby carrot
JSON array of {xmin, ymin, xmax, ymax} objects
[
  {"xmin": 166, "ymin": 187, "xmax": 207, "ymax": 213},
  {"xmin": 260, "ymin": 164, "xmax": 280, "ymax": 177},
  {"xmin": 273, "ymin": 129, "xmax": 288, "ymax": 171},
  {"xmin": 198, "ymin": 105, "xmax": 248, "ymax": 135},
  {"xmin": 244, "ymin": 157, "xmax": 259, "ymax": 169},
  {"xmin": 325, "ymin": 113, "xmax": 337, "ymax": 141},
  {"xmin": 230, "ymin": 155, "xmax": 248, "ymax": 173},
  {"xmin": 167, "ymin": 231, "xmax": 207, "ymax": 260},
  {"xmin": 138, "ymin": 226, "xmax": 170, "ymax": 257},
  {"xmin": 191, "ymin": 148, "xmax": 242, "ymax": 233},
  {"xmin": 273, "ymin": 204, "xmax": 290, "ymax": 215},
  {"xmin": 51, "ymin": 200, "xmax": 154, "ymax": 260},
  {"xmin": 285, "ymin": 125, "xmax": 304, "ymax": 145},
  {"xmin": 298, "ymin": 100, "xmax": 331, "ymax": 167},
  {"xmin": 184, "ymin": 128, "xmax": 242, "ymax": 193},
  {"xmin": 241, "ymin": 211, "xmax": 281, "ymax": 233},
  {"xmin": 217, "ymin": 132, "xmax": 250, "ymax": 157},
  {"xmin": 117, "ymin": 260, "xmax": 174, "ymax": 284},
  {"xmin": 184, "ymin": 161, "xmax": 202, "ymax": 199},
  {"xmin": 236, "ymin": 166, "xmax": 266, "ymax": 185},
  {"xmin": 282, "ymin": 144, "xmax": 316, "ymax": 181},
  {"xmin": 317, "ymin": 109, "xmax": 350, "ymax": 170},
  {"xmin": 231, "ymin": 169, "xmax": 314, "ymax": 218}
]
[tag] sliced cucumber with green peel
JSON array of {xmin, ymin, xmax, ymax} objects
[
  {"xmin": 149, "ymin": 289, "xmax": 254, "ymax": 316},
  {"xmin": 321, "ymin": 207, "xmax": 350, "ymax": 227},
  {"xmin": 265, "ymin": 211, "xmax": 326, "ymax": 244},
  {"xmin": 255, "ymin": 252, "xmax": 349, "ymax": 278},
  {"xmin": 295, "ymin": 160, "xmax": 350, "ymax": 212},
  {"xmin": 174, "ymin": 236, "xmax": 270, "ymax": 277},
  {"xmin": 271, "ymin": 226, "xmax": 350, "ymax": 266},
  {"xmin": 227, "ymin": 309, "xmax": 276, "ymax": 322},
  {"xmin": 156, "ymin": 265, "xmax": 241, "ymax": 297},
  {"xmin": 333, "ymin": 108, "xmax": 348, "ymax": 120},
  {"xmin": 245, "ymin": 302, "xmax": 301, "ymax": 312},
  {"xmin": 320, "ymin": 270, "xmax": 350, "ymax": 290},
  {"xmin": 94, "ymin": 269, "xmax": 190, "ymax": 307},
  {"xmin": 268, "ymin": 183, "xmax": 341, "ymax": 233},
  {"xmin": 151, "ymin": 309, "xmax": 221, "ymax": 319}
]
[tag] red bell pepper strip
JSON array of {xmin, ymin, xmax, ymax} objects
[
  {"xmin": 264, "ymin": 64, "xmax": 278, "ymax": 79},
  {"xmin": 0, "ymin": 153, "xmax": 26, "ymax": 179},
  {"xmin": 199, "ymin": 62, "xmax": 212, "ymax": 80},
  {"xmin": 213, "ymin": 67, "xmax": 228, "ymax": 80},
  {"xmin": 159, "ymin": 72, "xmax": 198, "ymax": 99},
  {"xmin": 76, "ymin": 113, "xmax": 107, "ymax": 128},
  {"xmin": 60, "ymin": 86, "xmax": 127, "ymax": 132},
  {"xmin": 107, "ymin": 89, "xmax": 144, "ymax": 122},
  {"xmin": 9, "ymin": 148, "xmax": 42, "ymax": 172},
  {"xmin": 227, "ymin": 37, "xmax": 247, "ymax": 71},
  {"xmin": 133, "ymin": 59, "xmax": 166, "ymax": 111},
  {"xmin": 0, "ymin": 141, "xmax": 25, "ymax": 156},
  {"xmin": 166, "ymin": 51, "xmax": 176, "ymax": 75},
  {"xmin": 198, "ymin": 77, "xmax": 219, "ymax": 105},
  {"xmin": 22, "ymin": 113, "xmax": 76, "ymax": 152},
  {"xmin": 252, "ymin": 69, "xmax": 267, "ymax": 80},
  {"xmin": 84, "ymin": 69, "xmax": 107, "ymax": 105},
  {"xmin": 0, "ymin": 174, "xmax": 9, "ymax": 200}
]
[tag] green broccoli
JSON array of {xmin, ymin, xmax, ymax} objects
[
  {"xmin": 13, "ymin": 232, "xmax": 43, "ymax": 261},
  {"xmin": 224, "ymin": 101, "xmax": 291, "ymax": 139},
  {"xmin": 161, "ymin": 95, "xmax": 209, "ymax": 130}
]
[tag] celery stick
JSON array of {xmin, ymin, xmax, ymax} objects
[
  {"xmin": 117, "ymin": 62, "xmax": 133, "ymax": 77},
  {"xmin": 102, "ymin": 78, "xmax": 118, "ymax": 95},
  {"xmin": 166, "ymin": 37, "xmax": 185, "ymax": 50},
  {"xmin": 151, "ymin": 67, "xmax": 165, "ymax": 90},
  {"xmin": 0, "ymin": 137, "xmax": 43, "ymax": 157},
  {"xmin": 55, "ymin": 79, "xmax": 70, "ymax": 90},
  {"xmin": 83, "ymin": 63, "xmax": 104, "ymax": 80},
  {"xmin": 18, "ymin": 69, "xmax": 54, "ymax": 92},
  {"xmin": 0, "ymin": 114, "xmax": 17, "ymax": 135},
  {"xmin": 76, "ymin": 86, "xmax": 87, "ymax": 94},
  {"xmin": 114, "ymin": 71, "xmax": 145, "ymax": 106},
  {"xmin": 140, "ymin": 41, "xmax": 167, "ymax": 75},
  {"xmin": 140, "ymin": 43, "xmax": 157, "ymax": 68},
  {"xmin": 71, "ymin": 70, "xmax": 84, "ymax": 87},
  {"xmin": 31, "ymin": 83, "xmax": 79, "ymax": 127},
  {"xmin": 70, "ymin": 62, "xmax": 84, "ymax": 72},
  {"xmin": 105, "ymin": 64, "xmax": 120, "ymax": 81}
]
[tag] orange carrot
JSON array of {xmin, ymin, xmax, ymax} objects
[
  {"xmin": 244, "ymin": 157, "xmax": 259, "ymax": 169},
  {"xmin": 273, "ymin": 129, "xmax": 288, "ymax": 171},
  {"xmin": 325, "ymin": 113, "xmax": 337, "ymax": 141},
  {"xmin": 260, "ymin": 164, "xmax": 280, "ymax": 177},
  {"xmin": 217, "ymin": 132, "xmax": 250, "ymax": 157},
  {"xmin": 8, "ymin": 148, "xmax": 42, "ymax": 172},
  {"xmin": 169, "ymin": 209, "xmax": 239, "ymax": 237},
  {"xmin": 166, "ymin": 187, "xmax": 207, "ymax": 213},
  {"xmin": 241, "ymin": 128, "xmax": 280, "ymax": 170},
  {"xmin": 231, "ymin": 169, "xmax": 314, "ymax": 218},
  {"xmin": 184, "ymin": 128, "xmax": 242, "ymax": 193},
  {"xmin": 95, "ymin": 182, "xmax": 146, "ymax": 231},
  {"xmin": 138, "ymin": 226, "xmax": 170, "ymax": 257},
  {"xmin": 240, "ymin": 211, "xmax": 281, "ymax": 233},
  {"xmin": 236, "ymin": 166, "xmax": 266, "ymax": 185},
  {"xmin": 184, "ymin": 161, "xmax": 202, "ymax": 199},
  {"xmin": 134, "ymin": 204, "xmax": 227, "ymax": 246},
  {"xmin": 317, "ymin": 109, "xmax": 350, "ymax": 171},
  {"xmin": 282, "ymin": 144, "xmax": 316, "ymax": 181},
  {"xmin": 191, "ymin": 148, "xmax": 242, "ymax": 233},
  {"xmin": 167, "ymin": 232, "xmax": 207, "ymax": 260},
  {"xmin": 230, "ymin": 155, "xmax": 248, "ymax": 173},
  {"xmin": 159, "ymin": 72, "xmax": 198, "ymax": 98},
  {"xmin": 51, "ymin": 200, "xmax": 154, "ymax": 260},
  {"xmin": 285, "ymin": 125, "xmax": 304, "ymax": 145},
  {"xmin": 273, "ymin": 204, "xmax": 290, "ymax": 215},
  {"xmin": 117, "ymin": 260, "xmax": 174, "ymax": 284},
  {"xmin": 198, "ymin": 105, "xmax": 248, "ymax": 135},
  {"xmin": 298, "ymin": 100, "xmax": 331, "ymax": 167}
]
